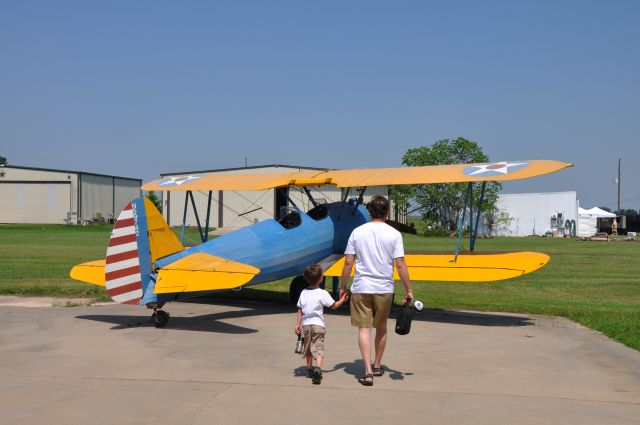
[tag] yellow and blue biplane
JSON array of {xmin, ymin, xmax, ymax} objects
[{"xmin": 70, "ymin": 160, "xmax": 572, "ymax": 327}]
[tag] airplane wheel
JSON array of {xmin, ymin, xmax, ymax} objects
[
  {"xmin": 289, "ymin": 276, "xmax": 308, "ymax": 304},
  {"xmin": 151, "ymin": 310, "xmax": 170, "ymax": 328}
]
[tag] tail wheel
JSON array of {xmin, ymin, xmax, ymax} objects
[{"xmin": 151, "ymin": 310, "xmax": 170, "ymax": 328}]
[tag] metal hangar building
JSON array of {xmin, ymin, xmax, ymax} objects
[{"xmin": 0, "ymin": 164, "xmax": 142, "ymax": 224}]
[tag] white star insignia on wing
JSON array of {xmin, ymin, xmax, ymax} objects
[
  {"xmin": 158, "ymin": 175, "xmax": 202, "ymax": 187},
  {"xmin": 467, "ymin": 162, "xmax": 528, "ymax": 176}
]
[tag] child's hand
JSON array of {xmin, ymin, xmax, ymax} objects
[{"xmin": 294, "ymin": 325, "xmax": 302, "ymax": 335}]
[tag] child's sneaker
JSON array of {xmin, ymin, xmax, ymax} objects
[{"xmin": 311, "ymin": 366, "xmax": 322, "ymax": 385}]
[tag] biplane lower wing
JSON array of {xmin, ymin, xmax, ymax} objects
[
  {"xmin": 70, "ymin": 260, "xmax": 106, "ymax": 287},
  {"xmin": 154, "ymin": 252, "xmax": 260, "ymax": 294},
  {"xmin": 324, "ymin": 252, "xmax": 550, "ymax": 282}
]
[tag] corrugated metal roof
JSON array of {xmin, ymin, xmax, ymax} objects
[{"xmin": 2, "ymin": 165, "xmax": 142, "ymax": 182}]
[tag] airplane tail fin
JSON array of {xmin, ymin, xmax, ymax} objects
[{"xmin": 104, "ymin": 198, "xmax": 183, "ymax": 304}]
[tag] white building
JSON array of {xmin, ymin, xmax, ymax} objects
[
  {"xmin": 490, "ymin": 191, "xmax": 579, "ymax": 237},
  {"xmin": 160, "ymin": 164, "xmax": 390, "ymax": 232},
  {"xmin": 0, "ymin": 164, "xmax": 141, "ymax": 224}
]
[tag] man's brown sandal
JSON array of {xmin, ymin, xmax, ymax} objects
[
  {"xmin": 358, "ymin": 374, "xmax": 373, "ymax": 386},
  {"xmin": 371, "ymin": 365, "xmax": 385, "ymax": 377}
]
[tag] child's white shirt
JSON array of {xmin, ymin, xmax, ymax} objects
[{"xmin": 297, "ymin": 288, "xmax": 336, "ymax": 327}]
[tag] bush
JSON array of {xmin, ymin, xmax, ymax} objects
[{"xmin": 423, "ymin": 226, "xmax": 449, "ymax": 237}]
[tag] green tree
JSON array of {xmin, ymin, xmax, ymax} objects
[
  {"xmin": 388, "ymin": 184, "xmax": 412, "ymax": 222},
  {"xmin": 146, "ymin": 191, "xmax": 162, "ymax": 212},
  {"xmin": 0, "ymin": 155, "xmax": 6, "ymax": 166},
  {"xmin": 402, "ymin": 138, "xmax": 501, "ymax": 231}
]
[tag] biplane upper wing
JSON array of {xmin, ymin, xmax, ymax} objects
[{"xmin": 142, "ymin": 160, "xmax": 572, "ymax": 191}]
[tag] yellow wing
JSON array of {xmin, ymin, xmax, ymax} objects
[
  {"xmin": 142, "ymin": 160, "xmax": 572, "ymax": 191},
  {"xmin": 69, "ymin": 254, "xmax": 259, "ymax": 293},
  {"xmin": 154, "ymin": 252, "xmax": 260, "ymax": 294},
  {"xmin": 70, "ymin": 260, "xmax": 106, "ymax": 286},
  {"xmin": 324, "ymin": 252, "xmax": 550, "ymax": 282}
]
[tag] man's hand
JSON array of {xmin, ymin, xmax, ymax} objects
[
  {"xmin": 395, "ymin": 257, "xmax": 413, "ymax": 305},
  {"xmin": 340, "ymin": 254, "xmax": 355, "ymax": 300},
  {"xmin": 339, "ymin": 291, "xmax": 349, "ymax": 303},
  {"xmin": 339, "ymin": 288, "xmax": 348, "ymax": 300},
  {"xmin": 403, "ymin": 291, "xmax": 414, "ymax": 305}
]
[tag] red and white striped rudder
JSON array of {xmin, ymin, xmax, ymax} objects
[{"xmin": 105, "ymin": 202, "xmax": 143, "ymax": 304}]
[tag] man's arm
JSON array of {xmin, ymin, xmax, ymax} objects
[
  {"xmin": 339, "ymin": 254, "xmax": 355, "ymax": 299},
  {"xmin": 394, "ymin": 257, "xmax": 413, "ymax": 304}
]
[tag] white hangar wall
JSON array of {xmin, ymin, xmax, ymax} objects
[
  {"xmin": 0, "ymin": 165, "xmax": 141, "ymax": 224},
  {"xmin": 81, "ymin": 174, "xmax": 142, "ymax": 221},
  {"xmin": 0, "ymin": 166, "xmax": 78, "ymax": 224},
  {"xmin": 160, "ymin": 165, "xmax": 390, "ymax": 231},
  {"xmin": 490, "ymin": 191, "xmax": 578, "ymax": 237}
]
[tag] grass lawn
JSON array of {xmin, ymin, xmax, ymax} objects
[{"xmin": 1, "ymin": 224, "xmax": 638, "ymax": 350}]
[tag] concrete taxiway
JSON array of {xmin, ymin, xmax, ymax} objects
[{"xmin": 1, "ymin": 299, "xmax": 639, "ymax": 424}]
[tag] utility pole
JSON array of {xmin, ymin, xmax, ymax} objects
[{"xmin": 617, "ymin": 158, "xmax": 621, "ymax": 213}]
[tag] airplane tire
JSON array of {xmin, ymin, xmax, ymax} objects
[
  {"xmin": 151, "ymin": 310, "xmax": 170, "ymax": 328},
  {"xmin": 289, "ymin": 276, "xmax": 308, "ymax": 304}
]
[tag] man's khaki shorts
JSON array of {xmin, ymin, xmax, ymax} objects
[
  {"xmin": 301, "ymin": 324, "xmax": 326, "ymax": 359},
  {"xmin": 350, "ymin": 293, "xmax": 393, "ymax": 328}
]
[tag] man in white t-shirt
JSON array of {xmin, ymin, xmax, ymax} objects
[{"xmin": 339, "ymin": 195, "xmax": 413, "ymax": 386}]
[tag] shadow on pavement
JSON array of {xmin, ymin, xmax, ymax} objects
[
  {"xmin": 326, "ymin": 359, "xmax": 414, "ymax": 381},
  {"xmin": 76, "ymin": 299, "xmax": 299, "ymax": 333},
  {"xmin": 76, "ymin": 299, "xmax": 532, "ymax": 333},
  {"xmin": 75, "ymin": 313, "xmax": 260, "ymax": 334},
  {"xmin": 395, "ymin": 308, "xmax": 533, "ymax": 327}
]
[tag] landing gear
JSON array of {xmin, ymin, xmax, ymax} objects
[
  {"xmin": 289, "ymin": 275, "xmax": 326, "ymax": 304},
  {"xmin": 289, "ymin": 276, "xmax": 307, "ymax": 304},
  {"xmin": 146, "ymin": 302, "xmax": 169, "ymax": 328},
  {"xmin": 151, "ymin": 309, "xmax": 170, "ymax": 328}
]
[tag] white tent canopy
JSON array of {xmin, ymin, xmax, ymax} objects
[
  {"xmin": 584, "ymin": 207, "xmax": 616, "ymax": 218},
  {"xmin": 577, "ymin": 207, "xmax": 616, "ymax": 237}
]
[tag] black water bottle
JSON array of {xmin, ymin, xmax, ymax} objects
[{"xmin": 294, "ymin": 333, "xmax": 304, "ymax": 354}]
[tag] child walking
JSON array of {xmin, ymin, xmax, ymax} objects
[{"xmin": 295, "ymin": 264, "xmax": 349, "ymax": 384}]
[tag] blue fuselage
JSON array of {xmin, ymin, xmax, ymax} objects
[{"xmin": 151, "ymin": 201, "xmax": 369, "ymax": 301}]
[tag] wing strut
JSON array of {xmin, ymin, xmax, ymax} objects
[
  {"xmin": 180, "ymin": 190, "xmax": 215, "ymax": 245},
  {"xmin": 302, "ymin": 186, "xmax": 319, "ymax": 208},
  {"xmin": 180, "ymin": 190, "xmax": 189, "ymax": 244},
  {"xmin": 338, "ymin": 188, "xmax": 351, "ymax": 219},
  {"xmin": 453, "ymin": 181, "xmax": 488, "ymax": 260},
  {"xmin": 188, "ymin": 191, "xmax": 205, "ymax": 243},
  {"xmin": 204, "ymin": 190, "xmax": 213, "ymax": 242},
  {"xmin": 285, "ymin": 191, "xmax": 301, "ymax": 211},
  {"xmin": 352, "ymin": 186, "xmax": 367, "ymax": 215},
  {"xmin": 453, "ymin": 183, "xmax": 472, "ymax": 262},
  {"xmin": 470, "ymin": 182, "xmax": 486, "ymax": 251}
]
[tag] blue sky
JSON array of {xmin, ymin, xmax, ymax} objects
[{"xmin": 2, "ymin": 1, "xmax": 639, "ymax": 210}]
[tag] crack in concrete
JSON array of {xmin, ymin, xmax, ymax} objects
[
  {"xmin": 7, "ymin": 373, "xmax": 640, "ymax": 406},
  {"xmin": 191, "ymin": 383, "xmax": 231, "ymax": 425}
]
